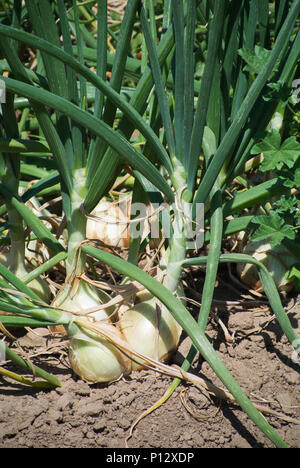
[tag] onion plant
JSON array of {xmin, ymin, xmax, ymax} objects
[
  {"xmin": 0, "ymin": 81, "xmax": 51, "ymax": 301},
  {"xmin": 0, "ymin": 0, "xmax": 300, "ymax": 448}
]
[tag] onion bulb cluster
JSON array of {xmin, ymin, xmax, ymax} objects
[{"xmin": 54, "ymin": 279, "xmax": 183, "ymax": 383}]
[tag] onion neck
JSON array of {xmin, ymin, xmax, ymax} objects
[
  {"xmin": 6, "ymin": 202, "xmax": 27, "ymax": 276},
  {"xmin": 66, "ymin": 169, "xmax": 88, "ymax": 276},
  {"xmin": 6, "ymin": 200, "xmax": 51, "ymax": 302},
  {"xmin": 162, "ymin": 205, "xmax": 186, "ymax": 295},
  {"xmin": 162, "ymin": 162, "xmax": 189, "ymax": 295}
]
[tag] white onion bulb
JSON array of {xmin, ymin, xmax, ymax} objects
[
  {"xmin": 53, "ymin": 280, "xmax": 115, "ymax": 322},
  {"xmin": 237, "ymin": 241, "xmax": 296, "ymax": 293},
  {"xmin": 86, "ymin": 198, "xmax": 159, "ymax": 249},
  {"xmin": 86, "ymin": 199, "xmax": 130, "ymax": 248},
  {"xmin": 68, "ymin": 321, "xmax": 131, "ymax": 383},
  {"xmin": 119, "ymin": 285, "xmax": 184, "ymax": 370},
  {"xmin": 53, "ymin": 280, "xmax": 132, "ymax": 383}
]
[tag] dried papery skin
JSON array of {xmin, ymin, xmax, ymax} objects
[
  {"xmin": 86, "ymin": 197, "xmax": 158, "ymax": 250},
  {"xmin": 86, "ymin": 199, "xmax": 131, "ymax": 248},
  {"xmin": 0, "ymin": 237, "xmax": 51, "ymax": 269}
]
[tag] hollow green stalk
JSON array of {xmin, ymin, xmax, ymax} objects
[
  {"xmin": 162, "ymin": 127, "xmax": 224, "ymax": 405},
  {"xmin": 5, "ymin": 201, "xmax": 27, "ymax": 278},
  {"xmin": 66, "ymin": 168, "xmax": 88, "ymax": 275},
  {"xmin": 0, "ymin": 155, "xmax": 50, "ymax": 300},
  {"xmin": 162, "ymin": 207, "xmax": 186, "ymax": 294},
  {"xmin": 163, "ymin": 162, "xmax": 188, "ymax": 294},
  {"xmin": 0, "ymin": 339, "xmax": 61, "ymax": 388}
]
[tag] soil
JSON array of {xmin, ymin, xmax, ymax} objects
[{"xmin": 0, "ymin": 274, "xmax": 300, "ymax": 449}]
